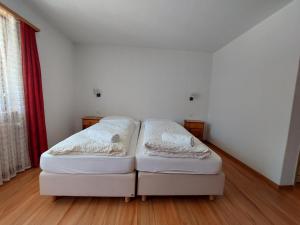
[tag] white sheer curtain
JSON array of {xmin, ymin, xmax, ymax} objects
[{"xmin": 0, "ymin": 10, "xmax": 31, "ymax": 185}]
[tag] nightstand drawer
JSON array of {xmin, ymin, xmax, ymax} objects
[
  {"xmin": 184, "ymin": 120, "xmax": 205, "ymax": 141},
  {"xmin": 83, "ymin": 119, "xmax": 97, "ymax": 126},
  {"xmin": 82, "ymin": 116, "xmax": 102, "ymax": 129},
  {"xmin": 188, "ymin": 128, "xmax": 204, "ymax": 140},
  {"xmin": 184, "ymin": 122, "xmax": 204, "ymax": 129}
]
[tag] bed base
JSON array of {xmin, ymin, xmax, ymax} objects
[
  {"xmin": 137, "ymin": 171, "xmax": 225, "ymax": 200},
  {"xmin": 40, "ymin": 171, "xmax": 136, "ymax": 202}
]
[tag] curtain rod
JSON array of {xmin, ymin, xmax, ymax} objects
[{"xmin": 0, "ymin": 2, "xmax": 40, "ymax": 32}]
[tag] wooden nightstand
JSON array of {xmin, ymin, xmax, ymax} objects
[
  {"xmin": 184, "ymin": 120, "xmax": 205, "ymax": 141},
  {"xmin": 82, "ymin": 116, "xmax": 102, "ymax": 129}
]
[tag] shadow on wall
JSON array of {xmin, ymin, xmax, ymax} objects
[
  {"xmin": 281, "ymin": 59, "xmax": 300, "ymax": 185},
  {"xmin": 296, "ymin": 145, "xmax": 300, "ymax": 183}
]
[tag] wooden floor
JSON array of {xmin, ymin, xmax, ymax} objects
[{"xmin": 0, "ymin": 147, "xmax": 300, "ymax": 225}]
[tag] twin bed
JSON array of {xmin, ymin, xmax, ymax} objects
[{"xmin": 39, "ymin": 117, "xmax": 224, "ymax": 202}]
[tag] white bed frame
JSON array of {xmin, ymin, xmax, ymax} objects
[
  {"xmin": 39, "ymin": 171, "xmax": 136, "ymax": 202},
  {"xmin": 137, "ymin": 171, "xmax": 225, "ymax": 201}
]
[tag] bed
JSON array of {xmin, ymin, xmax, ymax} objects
[
  {"xmin": 136, "ymin": 119, "xmax": 225, "ymax": 201},
  {"xmin": 39, "ymin": 117, "xmax": 140, "ymax": 202}
]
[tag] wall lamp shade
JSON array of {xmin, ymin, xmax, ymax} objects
[
  {"xmin": 189, "ymin": 93, "xmax": 199, "ymax": 101},
  {"xmin": 93, "ymin": 88, "xmax": 101, "ymax": 98}
]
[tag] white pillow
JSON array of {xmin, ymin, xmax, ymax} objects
[{"xmin": 102, "ymin": 116, "xmax": 137, "ymax": 124}]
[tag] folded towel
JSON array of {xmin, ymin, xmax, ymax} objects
[{"xmin": 162, "ymin": 132, "xmax": 194, "ymax": 147}]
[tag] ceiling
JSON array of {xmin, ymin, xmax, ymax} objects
[{"xmin": 26, "ymin": 0, "xmax": 291, "ymax": 52}]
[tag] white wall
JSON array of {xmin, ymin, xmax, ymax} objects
[
  {"xmin": 73, "ymin": 45, "xmax": 212, "ymax": 131},
  {"xmin": 2, "ymin": 0, "xmax": 74, "ymax": 146},
  {"xmin": 208, "ymin": 0, "xmax": 300, "ymax": 185}
]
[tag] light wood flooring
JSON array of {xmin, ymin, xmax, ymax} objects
[{"xmin": 0, "ymin": 145, "xmax": 300, "ymax": 225}]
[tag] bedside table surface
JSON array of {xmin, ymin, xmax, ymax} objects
[
  {"xmin": 82, "ymin": 116, "xmax": 102, "ymax": 120},
  {"xmin": 184, "ymin": 120, "xmax": 204, "ymax": 123}
]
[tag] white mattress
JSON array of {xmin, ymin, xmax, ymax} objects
[
  {"xmin": 136, "ymin": 121, "xmax": 222, "ymax": 174},
  {"xmin": 40, "ymin": 121, "xmax": 140, "ymax": 174}
]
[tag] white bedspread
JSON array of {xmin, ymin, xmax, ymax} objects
[
  {"xmin": 48, "ymin": 119, "xmax": 135, "ymax": 156},
  {"xmin": 161, "ymin": 132, "xmax": 194, "ymax": 147},
  {"xmin": 144, "ymin": 119, "xmax": 211, "ymax": 159}
]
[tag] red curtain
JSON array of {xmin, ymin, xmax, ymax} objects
[{"xmin": 20, "ymin": 21, "xmax": 48, "ymax": 167}]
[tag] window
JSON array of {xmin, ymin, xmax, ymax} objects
[
  {"xmin": 0, "ymin": 9, "xmax": 24, "ymax": 114},
  {"xmin": 0, "ymin": 8, "xmax": 30, "ymax": 185}
]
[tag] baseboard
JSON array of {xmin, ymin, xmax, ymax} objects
[{"xmin": 205, "ymin": 141, "xmax": 294, "ymax": 190}]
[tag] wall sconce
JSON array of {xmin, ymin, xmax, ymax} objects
[
  {"xmin": 93, "ymin": 88, "xmax": 101, "ymax": 98},
  {"xmin": 189, "ymin": 93, "xmax": 199, "ymax": 102}
]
